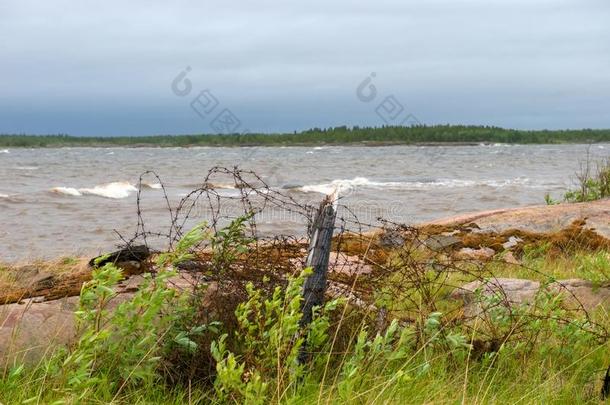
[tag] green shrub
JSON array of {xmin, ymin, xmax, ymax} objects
[
  {"xmin": 210, "ymin": 268, "xmax": 340, "ymax": 403},
  {"xmin": 60, "ymin": 264, "xmax": 178, "ymax": 399},
  {"xmin": 564, "ymin": 158, "xmax": 610, "ymax": 203}
]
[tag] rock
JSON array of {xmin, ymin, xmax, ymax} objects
[
  {"xmin": 452, "ymin": 278, "xmax": 540, "ymax": 305},
  {"xmin": 455, "ymin": 247, "xmax": 495, "ymax": 261},
  {"xmin": 326, "ymin": 281, "xmax": 376, "ymax": 311},
  {"xmin": 0, "ymin": 297, "xmax": 79, "ymax": 365},
  {"xmin": 548, "ymin": 279, "xmax": 610, "ymax": 310},
  {"xmin": 502, "ymin": 236, "xmax": 523, "ymax": 249},
  {"xmin": 423, "ymin": 234, "xmax": 461, "ymax": 251},
  {"xmin": 503, "ymin": 251, "xmax": 520, "ymax": 265},
  {"xmin": 290, "ymin": 252, "xmax": 373, "ymax": 277},
  {"xmin": 425, "ymin": 199, "xmax": 610, "ymax": 241},
  {"xmin": 451, "ymin": 278, "xmax": 610, "ymax": 317},
  {"xmin": 378, "ymin": 230, "xmax": 405, "ymax": 248},
  {"xmin": 328, "ymin": 252, "xmax": 373, "ymax": 276},
  {"xmin": 0, "ymin": 271, "xmax": 199, "ymax": 366},
  {"xmin": 176, "ymin": 259, "xmax": 203, "ymax": 272},
  {"xmin": 0, "ymin": 290, "xmax": 143, "ymax": 366}
]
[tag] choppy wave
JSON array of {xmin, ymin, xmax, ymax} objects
[
  {"xmin": 298, "ymin": 177, "xmax": 389, "ymax": 194},
  {"xmin": 295, "ymin": 177, "xmax": 533, "ymax": 195},
  {"xmin": 51, "ymin": 182, "xmax": 139, "ymax": 199},
  {"xmin": 0, "ymin": 193, "xmax": 24, "ymax": 203},
  {"xmin": 80, "ymin": 182, "xmax": 138, "ymax": 198},
  {"xmin": 478, "ymin": 143, "xmax": 511, "ymax": 147},
  {"xmin": 51, "ymin": 187, "xmax": 82, "ymax": 196},
  {"xmin": 0, "ymin": 149, "xmax": 9, "ymax": 154}
]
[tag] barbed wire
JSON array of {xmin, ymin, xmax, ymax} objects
[{"xmin": 117, "ymin": 167, "xmax": 608, "ymax": 354}]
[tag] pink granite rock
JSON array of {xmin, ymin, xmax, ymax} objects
[{"xmin": 451, "ymin": 278, "xmax": 610, "ymax": 317}]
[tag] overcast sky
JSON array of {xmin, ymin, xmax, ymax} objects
[{"xmin": 1, "ymin": 0, "xmax": 609, "ymax": 135}]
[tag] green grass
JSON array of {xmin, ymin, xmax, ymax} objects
[
  {"xmin": 2, "ymin": 310, "xmax": 607, "ymax": 404},
  {"xmin": 2, "ymin": 125, "xmax": 610, "ymax": 147},
  {"xmin": 2, "ymin": 341, "xmax": 607, "ymax": 404}
]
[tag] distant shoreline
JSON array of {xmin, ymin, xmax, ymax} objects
[
  {"xmin": 0, "ymin": 141, "xmax": 599, "ymax": 149},
  {"xmin": 2, "ymin": 125, "xmax": 610, "ymax": 148}
]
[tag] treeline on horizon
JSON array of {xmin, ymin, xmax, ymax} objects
[{"xmin": 1, "ymin": 125, "xmax": 610, "ymax": 147}]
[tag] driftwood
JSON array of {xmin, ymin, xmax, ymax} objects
[
  {"xmin": 0, "ymin": 270, "xmax": 91, "ymax": 305},
  {"xmin": 1, "ymin": 246, "xmax": 151, "ymax": 305},
  {"xmin": 298, "ymin": 191, "xmax": 338, "ymax": 364}
]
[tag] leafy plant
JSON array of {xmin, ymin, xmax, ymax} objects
[
  {"xmin": 209, "ymin": 213, "xmax": 254, "ymax": 271},
  {"xmin": 157, "ymin": 222, "xmax": 211, "ymax": 268},
  {"xmin": 35, "ymin": 220, "xmax": 220, "ymax": 402},
  {"xmin": 544, "ymin": 193, "xmax": 558, "ymax": 205},
  {"xmin": 57, "ymin": 264, "xmax": 178, "ymax": 400},
  {"xmin": 211, "ymin": 268, "xmax": 340, "ymax": 403},
  {"xmin": 564, "ymin": 156, "xmax": 610, "ymax": 203}
]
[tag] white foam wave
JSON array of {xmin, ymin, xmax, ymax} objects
[
  {"xmin": 79, "ymin": 182, "xmax": 138, "ymax": 199},
  {"xmin": 0, "ymin": 149, "xmax": 9, "ymax": 154},
  {"xmin": 14, "ymin": 166, "xmax": 39, "ymax": 170},
  {"xmin": 478, "ymin": 143, "xmax": 510, "ymax": 147},
  {"xmin": 299, "ymin": 177, "xmax": 390, "ymax": 195},
  {"xmin": 51, "ymin": 187, "xmax": 82, "ymax": 196},
  {"xmin": 51, "ymin": 182, "xmax": 138, "ymax": 199},
  {"xmin": 296, "ymin": 177, "xmax": 532, "ymax": 195},
  {"xmin": 0, "ymin": 193, "xmax": 9, "ymax": 198}
]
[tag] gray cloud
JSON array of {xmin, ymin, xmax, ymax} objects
[{"xmin": 0, "ymin": 0, "xmax": 608, "ymax": 135}]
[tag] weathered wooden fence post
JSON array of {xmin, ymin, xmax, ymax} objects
[{"xmin": 298, "ymin": 190, "xmax": 338, "ymax": 364}]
